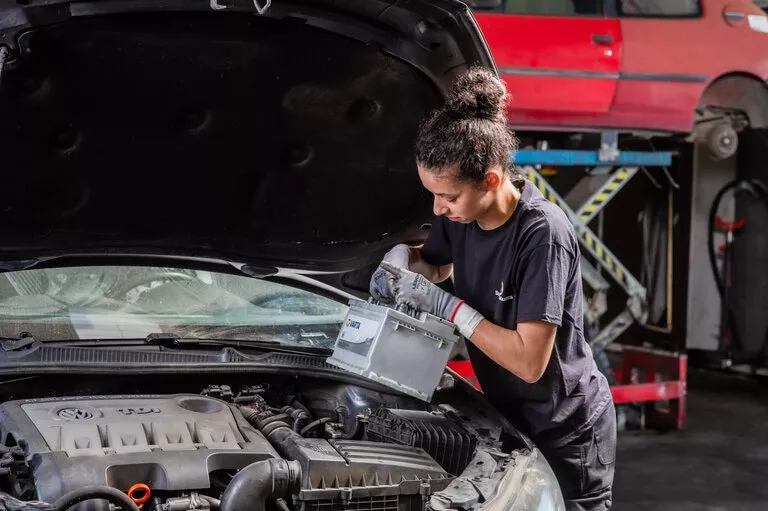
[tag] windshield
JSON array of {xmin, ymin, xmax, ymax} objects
[{"xmin": 0, "ymin": 266, "xmax": 348, "ymax": 348}]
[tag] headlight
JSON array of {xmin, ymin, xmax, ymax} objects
[
  {"xmin": 506, "ymin": 450, "xmax": 566, "ymax": 511},
  {"xmin": 478, "ymin": 449, "xmax": 565, "ymax": 511}
]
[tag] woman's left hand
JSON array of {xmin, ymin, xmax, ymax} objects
[
  {"xmin": 380, "ymin": 261, "xmax": 460, "ymax": 320},
  {"xmin": 381, "ymin": 261, "xmax": 484, "ymax": 339}
]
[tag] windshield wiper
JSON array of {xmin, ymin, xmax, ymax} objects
[
  {"xmin": 0, "ymin": 332, "xmax": 334, "ymax": 356},
  {"xmin": 145, "ymin": 333, "xmax": 333, "ymax": 356}
]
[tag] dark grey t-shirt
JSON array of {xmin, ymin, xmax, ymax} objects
[{"xmin": 421, "ymin": 179, "xmax": 611, "ymax": 447}]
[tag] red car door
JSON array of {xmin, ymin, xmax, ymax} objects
[
  {"xmin": 613, "ymin": 0, "xmax": 768, "ymax": 134},
  {"xmin": 473, "ymin": 1, "xmax": 622, "ymax": 120}
]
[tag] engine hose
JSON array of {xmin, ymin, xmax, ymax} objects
[
  {"xmin": 281, "ymin": 406, "xmax": 312, "ymax": 433},
  {"xmin": 239, "ymin": 405, "xmax": 300, "ymax": 461},
  {"xmin": 256, "ymin": 413, "xmax": 290, "ymax": 429},
  {"xmin": 333, "ymin": 406, "xmax": 365, "ymax": 440},
  {"xmin": 335, "ymin": 406, "xmax": 349, "ymax": 425},
  {"xmin": 292, "ymin": 416, "xmax": 309, "ymax": 433},
  {"xmin": 300, "ymin": 417, "xmax": 332, "ymax": 436},
  {"xmin": 282, "ymin": 405, "xmax": 308, "ymax": 417},
  {"xmin": 219, "ymin": 459, "xmax": 301, "ymax": 511},
  {"xmin": 262, "ymin": 419, "xmax": 292, "ymax": 437},
  {"xmin": 200, "ymin": 495, "xmax": 221, "ymax": 509},
  {"xmin": 238, "ymin": 405, "xmax": 265, "ymax": 425},
  {"xmin": 283, "ymin": 395, "xmax": 311, "ymax": 415},
  {"xmin": 707, "ymin": 179, "xmax": 768, "ymax": 362},
  {"xmin": 335, "ymin": 406, "xmax": 359, "ymax": 439},
  {"xmin": 53, "ymin": 486, "xmax": 140, "ymax": 511}
]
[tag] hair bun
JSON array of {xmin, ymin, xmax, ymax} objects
[{"xmin": 445, "ymin": 68, "xmax": 507, "ymax": 122}]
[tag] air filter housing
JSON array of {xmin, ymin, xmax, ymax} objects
[{"xmin": 364, "ymin": 408, "xmax": 477, "ymax": 475}]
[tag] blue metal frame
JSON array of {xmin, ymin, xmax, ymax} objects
[{"xmin": 513, "ymin": 149, "xmax": 673, "ymax": 167}]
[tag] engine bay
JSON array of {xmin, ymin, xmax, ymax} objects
[{"xmin": 0, "ymin": 374, "xmax": 526, "ymax": 511}]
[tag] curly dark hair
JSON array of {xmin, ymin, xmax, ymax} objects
[{"xmin": 415, "ymin": 68, "xmax": 521, "ymax": 187}]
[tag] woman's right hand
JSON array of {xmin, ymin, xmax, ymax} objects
[{"xmin": 369, "ymin": 244, "xmax": 410, "ymax": 303}]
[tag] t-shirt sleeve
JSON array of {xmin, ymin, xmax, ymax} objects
[
  {"xmin": 420, "ymin": 216, "xmax": 453, "ymax": 266},
  {"xmin": 516, "ymin": 243, "xmax": 574, "ymax": 327}
]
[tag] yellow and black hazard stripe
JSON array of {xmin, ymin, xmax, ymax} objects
[
  {"xmin": 580, "ymin": 229, "xmax": 634, "ymax": 293},
  {"xmin": 524, "ymin": 166, "xmax": 645, "ymax": 297},
  {"xmin": 526, "ymin": 168, "xmax": 569, "ymax": 211},
  {"xmin": 577, "ymin": 167, "xmax": 638, "ymax": 224}
]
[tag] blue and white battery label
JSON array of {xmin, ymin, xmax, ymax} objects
[{"xmin": 338, "ymin": 314, "xmax": 379, "ymax": 344}]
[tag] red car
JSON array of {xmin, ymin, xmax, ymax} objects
[{"xmin": 470, "ymin": 0, "xmax": 768, "ymax": 158}]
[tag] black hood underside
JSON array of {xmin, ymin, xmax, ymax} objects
[{"xmin": 0, "ymin": 0, "xmax": 494, "ymax": 271}]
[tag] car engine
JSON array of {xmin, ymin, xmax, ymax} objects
[{"xmin": 0, "ymin": 381, "xmax": 492, "ymax": 511}]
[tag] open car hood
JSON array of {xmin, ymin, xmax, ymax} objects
[{"xmin": 0, "ymin": 0, "xmax": 494, "ymax": 272}]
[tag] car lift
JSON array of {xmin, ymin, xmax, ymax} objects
[
  {"xmin": 515, "ymin": 135, "xmax": 654, "ymax": 353},
  {"xmin": 449, "ymin": 132, "xmax": 688, "ymax": 431}
]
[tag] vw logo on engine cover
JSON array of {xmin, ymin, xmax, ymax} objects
[{"xmin": 57, "ymin": 407, "xmax": 93, "ymax": 420}]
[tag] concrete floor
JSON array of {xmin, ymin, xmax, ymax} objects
[{"xmin": 613, "ymin": 370, "xmax": 768, "ymax": 510}]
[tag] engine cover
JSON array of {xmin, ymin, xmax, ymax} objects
[{"xmin": 0, "ymin": 395, "xmax": 278, "ymax": 505}]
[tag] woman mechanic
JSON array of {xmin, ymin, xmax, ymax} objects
[{"xmin": 370, "ymin": 68, "xmax": 617, "ymax": 510}]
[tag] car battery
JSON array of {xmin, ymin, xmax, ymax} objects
[{"xmin": 326, "ymin": 299, "xmax": 461, "ymax": 401}]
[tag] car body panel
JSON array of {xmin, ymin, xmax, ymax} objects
[
  {"xmin": 478, "ymin": 13, "xmax": 621, "ymax": 113},
  {"xmin": 472, "ymin": 0, "xmax": 768, "ymax": 134}
]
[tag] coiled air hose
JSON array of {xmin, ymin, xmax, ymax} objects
[{"xmin": 706, "ymin": 178, "xmax": 768, "ymax": 363}]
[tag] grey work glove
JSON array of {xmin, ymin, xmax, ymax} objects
[
  {"xmin": 369, "ymin": 244, "xmax": 411, "ymax": 303},
  {"xmin": 381, "ymin": 261, "xmax": 484, "ymax": 339}
]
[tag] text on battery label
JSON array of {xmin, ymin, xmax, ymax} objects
[{"xmin": 339, "ymin": 314, "xmax": 379, "ymax": 344}]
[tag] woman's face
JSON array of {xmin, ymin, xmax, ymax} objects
[{"xmin": 417, "ymin": 164, "xmax": 496, "ymax": 224}]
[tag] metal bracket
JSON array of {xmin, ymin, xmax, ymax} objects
[
  {"xmin": 585, "ymin": 291, "xmax": 607, "ymax": 326},
  {"xmin": 599, "ymin": 130, "xmax": 620, "ymax": 162},
  {"xmin": 590, "ymin": 309, "xmax": 634, "ymax": 353},
  {"xmin": 590, "ymin": 294, "xmax": 648, "ymax": 353},
  {"xmin": 580, "ymin": 257, "xmax": 610, "ymax": 292},
  {"xmin": 580, "ymin": 257, "xmax": 609, "ymax": 325}
]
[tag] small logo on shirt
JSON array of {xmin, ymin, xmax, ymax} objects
[{"xmin": 495, "ymin": 282, "xmax": 514, "ymax": 302}]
